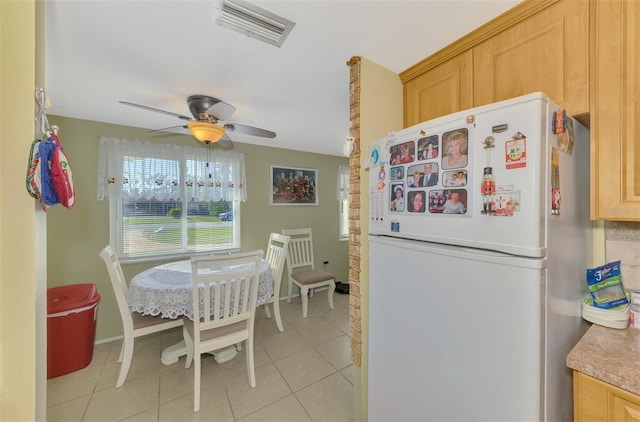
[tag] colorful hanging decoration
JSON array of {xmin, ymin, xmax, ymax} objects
[{"xmin": 26, "ymin": 88, "xmax": 76, "ymax": 211}]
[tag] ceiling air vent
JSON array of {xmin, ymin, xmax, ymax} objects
[{"xmin": 213, "ymin": 0, "xmax": 296, "ymax": 47}]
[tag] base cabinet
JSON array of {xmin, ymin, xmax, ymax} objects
[{"xmin": 573, "ymin": 371, "xmax": 640, "ymax": 422}]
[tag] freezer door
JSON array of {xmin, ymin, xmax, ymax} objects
[
  {"xmin": 368, "ymin": 236, "xmax": 545, "ymax": 421},
  {"xmin": 368, "ymin": 92, "xmax": 589, "ymax": 258}
]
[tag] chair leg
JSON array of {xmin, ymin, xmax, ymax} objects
[
  {"xmin": 327, "ymin": 282, "xmax": 336, "ymax": 310},
  {"xmin": 116, "ymin": 336, "xmax": 134, "ymax": 388},
  {"xmin": 273, "ymin": 298, "xmax": 284, "ymax": 332},
  {"xmin": 117, "ymin": 340, "xmax": 125, "ymax": 363},
  {"xmin": 246, "ymin": 338, "xmax": 256, "ymax": 388},
  {"xmin": 287, "ymin": 278, "xmax": 293, "ymax": 303},
  {"xmin": 183, "ymin": 326, "xmax": 193, "ymax": 369},
  {"xmin": 264, "ymin": 303, "xmax": 272, "ymax": 319},
  {"xmin": 193, "ymin": 353, "xmax": 201, "ymax": 412},
  {"xmin": 301, "ymin": 287, "xmax": 309, "ymax": 318}
]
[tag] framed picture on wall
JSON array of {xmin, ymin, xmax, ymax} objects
[{"xmin": 270, "ymin": 165, "xmax": 318, "ymax": 206}]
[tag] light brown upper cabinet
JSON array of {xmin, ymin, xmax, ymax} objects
[
  {"xmin": 400, "ymin": 1, "xmax": 588, "ymax": 125},
  {"xmin": 590, "ymin": 0, "xmax": 640, "ymax": 221},
  {"xmin": 473, "ymin": 0, "xmax": 589, "ymax": 117},
  {"xmin": 403, "ymin": 51, "xmax": 473, "ymax": 127}
]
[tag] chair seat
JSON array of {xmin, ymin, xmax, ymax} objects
[
  {"xmin": 291, "ymin": 270, "xmax": 335, "ymax": 285},
  {"xmin": 131, "ymin": 312, "xmax": 182, "ymax": 330},
  {"xmin": 183, "ymin": 318, "xmax": 248, "ymax": 342}
]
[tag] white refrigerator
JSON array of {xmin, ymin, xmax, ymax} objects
[{"xmin": 367, "ymin": 92, "xmax": 591, "ymax": 421}]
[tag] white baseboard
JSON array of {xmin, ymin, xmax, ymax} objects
[{"xmin": 95, "ymin": 335, "xmax": 123, "ymax": 345}]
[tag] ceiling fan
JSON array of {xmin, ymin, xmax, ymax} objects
[{"xmin": 119, "ymin": 94, "xmax": 276, "ymax": 148}]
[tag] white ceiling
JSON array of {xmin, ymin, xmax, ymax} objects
[{"xmin": 45, "ymin": 0, "xmax": 521, "ymax": 157}]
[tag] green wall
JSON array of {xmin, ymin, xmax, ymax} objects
[{"xmin": 46, "ymin": 115, "xmax": 348, "ymax": 342}]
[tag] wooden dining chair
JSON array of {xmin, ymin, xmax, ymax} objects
[
  {"xmin": 183, "ymin": 250, "xmax": 263, "ymax": 412},
  {"xmin": 261, "ymin": 233, "xmax": 290, "ymax": 332},
  {"xmin": 99, "ymin": 245, "xmax": 183, "ymax": 388},
  {"xmin": 282, "ymin": 228, "xmax": 335, "ymax": 318}
]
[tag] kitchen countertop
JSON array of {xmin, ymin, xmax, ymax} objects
[{"xmin": 566, "ymin": 324, "xmax": 640, "ymax": 395}]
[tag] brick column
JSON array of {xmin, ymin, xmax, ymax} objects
[{"xmin": 346, "ymin": 56, "xmax": 362, "ymax": 366}]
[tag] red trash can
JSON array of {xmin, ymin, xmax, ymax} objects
[{"xmin": 47, "ymin": 283, "xmax": 100, "ymax": 379}]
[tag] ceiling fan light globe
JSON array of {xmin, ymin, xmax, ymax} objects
[{"xmin": 188, "ymin": 121, "xmax": 226, "ymax": 143}]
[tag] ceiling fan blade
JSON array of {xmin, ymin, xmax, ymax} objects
[
  {"xmin": 217, "ymin": 135, "xmax": 234, "ymax": 149},
  {"xmin": 120, "ymin": 101, "xmax": 192, "ymax": 121},
  {"xmin": 148, "ymin": 124, "xmax": 188, "ymax": 134},
  {"xmin": 188, "ymin": 95, "xmax": 236, "ymax": 121},
  {"xmin": 206, "ymin": 102, "xmax": 237, "ymax": 121},
  {"xmin": 224, "ymin": 123, "xmax": 276, "ymax": 138}
]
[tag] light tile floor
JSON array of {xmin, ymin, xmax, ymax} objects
[{"xmin": 47, "ymin": 292, "xmax": 354, "ymax": 422}]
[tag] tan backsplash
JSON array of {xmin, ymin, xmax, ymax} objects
[{"xmin": 605, "ymin": 221, "xmax": 640, "ymax": 291}]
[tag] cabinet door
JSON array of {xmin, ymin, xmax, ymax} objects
[
  {"xmin": 403, "ymin": 50, "xmax": 473, "ymax": 127},
  {"xmin": 473, "ymin": 0, "xmax": 589, "ymax": 115},
  {"xmin": 574, "ymin": 371, "xmax": 640, "ymax": 422},
  {"xmin": 612, "ymin": 396, "xmax": 640, "ymax": 422},
  {"xmin": 591, "ymin": 0, "xmax": 640, "ymax": 220}
]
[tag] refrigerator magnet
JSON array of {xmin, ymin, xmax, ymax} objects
[
  {"xmin": 552, "ymin": 109, "xmax": 567, "ymax": 135},
  {"xmin": 551, "ymin": 147, "xmax": 561, "ymax": 216},
  {"xmin": 490, "ymin": 185, "xmax": 521, "ymax": 216},
  {"xmin": 390, "ymin": 183, "xmax": 405, "ymax": 212},
  {"xmin": 376, "ymin": 165, "xmax": 386, "ymax": 191},
  {"xmin": 558, "ymin": 117, "xmax": 574, "ymax": 155},
  {"xmin": 505, "ymin": 132, "xmax": 527, "ymax": 169},
  {"xmin": 481, "ymin": 167, "xmax": 496, "ymax": 214},
  {"xmin": 370, "ymin": 148, "xmax": 379, "ymax": 164}
]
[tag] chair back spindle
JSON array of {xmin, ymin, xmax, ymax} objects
[{"xmin": 262, "ymin": 233, "xmax": 290, "ymax": 331}]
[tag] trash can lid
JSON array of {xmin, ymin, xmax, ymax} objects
[{"xmin": 47, "ymin": 283, "xmax": 100, "ymax": 314}]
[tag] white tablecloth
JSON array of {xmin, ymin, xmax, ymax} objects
[{"xmin": 128, "ymin": 259, "xmax": 273, "ymax": 319}]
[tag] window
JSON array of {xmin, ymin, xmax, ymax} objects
[
  {"xmin": 338, "ymin": 165, "xmax": 350, "ymax": 241},
  {"xmin": 97, "ymin": 138, "xmax": 247, "ymax": 262}
]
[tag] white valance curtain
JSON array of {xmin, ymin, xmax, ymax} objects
[
  {"xmin": 97, "ymin": 137, "xmax": 247, "ymax": 202},
  {"xmin": 338, "ymin": 164, "xmax": 350, "ymax": 201}
]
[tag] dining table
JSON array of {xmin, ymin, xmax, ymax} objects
[{"xmin": 128, "ymin": 258, "xmax": 273, "ymax": 365}]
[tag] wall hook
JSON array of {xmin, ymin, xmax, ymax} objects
[{"xmin": 34, "ymin": 88, "xmax": 51, "ymax": 135}]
